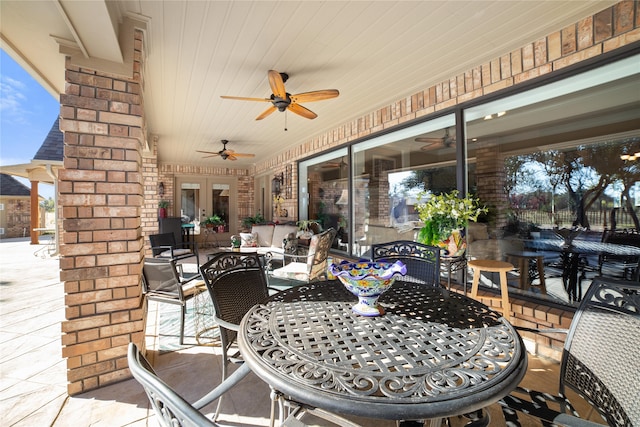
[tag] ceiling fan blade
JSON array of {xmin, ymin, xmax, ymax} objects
[
  {"xmin": 288, "ymin": 103, "xmax": 317, "ymax": 119},
  {"xmin": 226, "ymin": 155, "xmax": 238, "ymax": 161},
  {"xmin": 220, "ymin": 95, "xmax": 271, "ymax": 102},
  {"xmin": 256, "ymin": 105, "xmax": 277, "ymax": 120},
  {"xmin": 268, "ymin": 70, "xmax": 287, "ymax": 99},
  {"xmin": 225, "ymin": 149, "xmax": 255, "ymax": 158},
  {"xmin": 415, "ymin": 137, "xmax": 443, "ymax": 143},
  {"xmin": 291, "ymin": 89, "xmax": 339, "ymax": 103},
  {"xmin": 196, "ymin": 150, "xmax": 221, "ymax": 155}
]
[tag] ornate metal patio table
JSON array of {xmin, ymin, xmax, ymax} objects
[{"xmin": 237, "ymin": 280, "xmax": 527, "ymax": 425}]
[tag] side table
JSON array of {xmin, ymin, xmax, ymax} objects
[{"xmin": 469, "ymin": 259, "xmax": 514, "ymax": 319}]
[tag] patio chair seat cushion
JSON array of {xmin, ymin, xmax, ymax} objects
[
  {"xmin": 271, "ymin": 262, "xmax": 310, "ymax": 282},
  {"xmin": 159, "ymin": 248, "xmax": 193, "ymax": 258}
]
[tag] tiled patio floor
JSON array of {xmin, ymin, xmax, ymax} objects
[{"xmin": 0, "ymin": 238, "xmax": 605, "ymax": 426}]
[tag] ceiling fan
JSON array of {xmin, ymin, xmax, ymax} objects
[
  {"xmin": 416, "ymin": 128, "xmax": 456, "ymax": 150},
  {"xmin": 221, "ymin": 70, "xmax": 339, "ymax": 120},
  {"xmin": 196, "ymin": 140, "xmax": 255, "ymax": 161}
]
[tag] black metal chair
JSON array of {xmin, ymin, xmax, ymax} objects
[
  {"xmin": 199, "ymin": 252, "xmax": 276, "ymax": 421},
  {"xmin": 200, "ymin": 251, "xmax": 357, "ymax": 427},
  {"xmin": 499, "ymin": 276, "xmax": 640, "ymax": 426},
  {"xmin": 149, "ymin": 232, "xmax": 201, "ymax": 281},
  {"xmin": 142, "ymin": 258, "xmax": 205, "ymax": 345},
  {"xmin": 127, "ymin": 342, "xmax": 251, "ymax": 427},
  {"xmin": 371, "ymin": 240, "xmax": 441, "ymax": 287}
]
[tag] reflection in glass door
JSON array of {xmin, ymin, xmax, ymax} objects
[
  {"xmin": 175, "ymin": 176, "xmax": 238, "ymax": 241},
  {"xmin": 212, "ymin": 184, "xmax": 230, "ymax": 232},
  {"xmin": 180, "ymin": 183, "xmax": 200, "ymax": 222}
]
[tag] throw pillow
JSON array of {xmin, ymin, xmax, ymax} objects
[{"xmin": 240, "ymin": 232, "xmax": 258, "ymax": 247}]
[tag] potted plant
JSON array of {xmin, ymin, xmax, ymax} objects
[
  {"xmin": 415, "ymin": 190, "xmax": 487, "ymax": 257},
  {"xmin": 241, "ymin": 212, "xmax": 265, "ymax": 231},
  {"xmin": 158, "ymin": 200, "xmax": 169, "ymax": 219},
  {"xmin": 204, "ymin": 214, "xmax": 224, "ymax": 230}
]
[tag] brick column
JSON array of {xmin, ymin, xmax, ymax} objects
[
  {"xmin": 475, "ymin": 145, "xmax": 508, "ymax": 232},
  {"xmin": 58, "ymin": 30, "xmax": 146, "ymax": 395}
]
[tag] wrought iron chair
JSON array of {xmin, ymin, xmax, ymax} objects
[
  {"xmin": 270, "ymin": 228, "xmax": 337, "ymax": 284},
  {"xmin": 142, "ymin": 257, "xmax": 205, "ymax": 345},
  {"xmin": 371, "ymin": 240, "xmax": 441, "ymax": 287},
  {"xmin": 200, "ymin": 251, "xmax": 358, "ymax": 427},
  {"xmin": 200, "ymin": 252, "xmax": 276, "ymax": 421},
  {"xmin": 127, "ymin": 342, "xmax": 251, "ymax": 427},
  {"xmin": 499, "ymin": 276, "xmax": 640, "ymax": 426},
  {"xmin": 149, "ymin": 232, "xmax": 201, "ymax": 281}
]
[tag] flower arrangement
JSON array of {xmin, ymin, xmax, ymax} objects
[{"xmin": 415, "ymin": 190, "xmax": 487, "ymax": 252}]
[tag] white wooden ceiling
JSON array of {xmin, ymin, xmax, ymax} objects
[{"xmin": 0, "ymin": 1, "xmax": 618, "ymax": 168}]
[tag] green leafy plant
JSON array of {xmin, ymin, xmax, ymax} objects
[
  {"xmin": 158, "ymin": 200, "xmax": 169, "ymax": 208},
  {"xmin": 415, "ymin": 190, "xmax": 487, "ymax": 246},
  {"xmin": 204, "ymin": 214, "xmax": 224, "ymax": 226},
  {"xmin": 241, "ymin": 212, "xmax": 265, "ymax": 229}
]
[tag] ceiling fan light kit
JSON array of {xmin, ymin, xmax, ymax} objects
[{"xmin": 221, "ymin": 70, "xmax": 339, "ymax": 121}]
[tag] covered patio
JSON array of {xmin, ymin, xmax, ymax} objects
[{"xmin": 1, "ymin": 0, "xmax": 638, "ymax": 417}]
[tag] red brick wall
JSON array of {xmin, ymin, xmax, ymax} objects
[
  {"xmin": 0, "ymin": 196, "xmax": 37, "ymax": 238},
  {"xmin": 58, "ymin": 29, "xmax": 146, "ymax": 395}
]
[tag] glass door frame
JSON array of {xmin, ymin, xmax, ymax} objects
[{"xmin": 175, "ymin": 175, "xmax": 239, "ymax": 237}]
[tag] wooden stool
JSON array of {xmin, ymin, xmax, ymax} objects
[
  {"xmin": 469, "ymin": 259, "xmax": 514, "ymax": 319},
  {"xmin": 506, "ymin": 251, "xmax": 547, "ymax": 295}
]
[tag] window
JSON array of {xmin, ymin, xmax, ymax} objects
[{"xmin": 298, "ymin": 53, "xmax": 639, "ymax": 305}]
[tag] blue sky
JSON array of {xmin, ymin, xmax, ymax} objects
[{"xmin": 1, "ymin": 49, "xmax": 59, "ymax": 199}]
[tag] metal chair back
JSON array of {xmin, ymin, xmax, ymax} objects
[
  {"xmin": 371, "ymin": 240, "xmax": 441, "ymax": 287},
  {"xmin": 142, "ymin": 257, "xmax": 183, "ymax": 297},
  {"xmin": 307, "ymin": 228, "xmax": 338, "ymax": 282},
  {"xmin": 200, "ymin": 252, "xmax": 270, "ymax": 352},
  {"xmin": 560, "ymin": 276, "xmax": 640, "ymax": 426},
  {"xmin": 142, "ymin": 258, "xmax": 202, "ymax": 345},
  {"xmin": 501, "ymin": 276, "xmax": 639, "ymax": 426},
  {"xmin": 127, "ymin": 343, "xmax": 216, "ymax": 427}
]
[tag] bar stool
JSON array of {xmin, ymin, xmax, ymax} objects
[
  {"xmin": 469, "ymin": 259, "xmax": 514, "ymax": 319},
  {"xmin": 505, "ymin": 251, "xmax": 547, "ymax": 295}
]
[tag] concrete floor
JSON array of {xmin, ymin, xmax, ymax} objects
[{"xmin": 0, "ymin": 237, "xmax": 606, "ymax": 426}]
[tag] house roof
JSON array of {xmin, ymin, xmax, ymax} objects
[
  {"xmin": 33, "ymin": 117, "xmax": 63, "ymax": 162},
  {"xmin": 0, "ymin": 173, "xmax": 32, "ymax": 197},
  {"xmin": 0, "ymin": 116, "xmax": 62, "ymax": 184}
]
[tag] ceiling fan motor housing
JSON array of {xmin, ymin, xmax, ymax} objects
[{"xmin": 271, "ymin": 94, "xmax": 291, "ymax": 111}]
